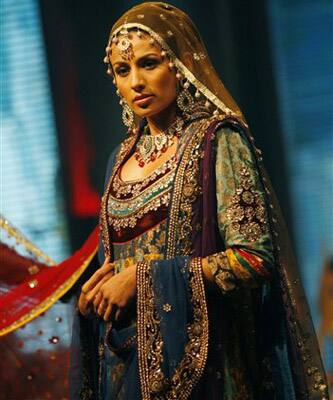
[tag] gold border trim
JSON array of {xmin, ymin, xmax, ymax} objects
[
  {"xmin": 0, "ymin": 217, "xmax": 56, "ymax": 266},
  {"xmin": 100, "ymin": 135, "xmax": 138, "ymax": 258},
  {"xmin": 173, "ymin": 256, "xmax": 209, "ymax": 399},
  {"xmin": 136, "ymin": 260, "xmax": 152, "ymax": 400},
  {"xmin": 136, "ymin": 257, "xmax": 209, "ymax": 400},
  {"xmin": 166, "ymin": 118, "xmax": 217, "ymax": 258}
]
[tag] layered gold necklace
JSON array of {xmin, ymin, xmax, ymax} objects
[{"xmin": 134, "ymin": 117, "xmax": 184, "ymax": 167}]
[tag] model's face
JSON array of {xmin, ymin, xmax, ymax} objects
[{"xmin": 110, "ymin": 32, "xmax": 178, "ymax": 118}]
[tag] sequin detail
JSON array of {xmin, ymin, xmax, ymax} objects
[
  {"xmin": 107, "ymin": 169, "xmax": 175, "ymax": 231},
  {"xmin": 112, "ymin": 155, "xmax": 177, "ymax": 198},
  {"xmin": 226, "ymin": 168, "xmax": 268, "ymax": 242}
]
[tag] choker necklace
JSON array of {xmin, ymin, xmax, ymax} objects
[{"xmin": 135, "ymin": 118, "xmax": 184, "ymax": 167}]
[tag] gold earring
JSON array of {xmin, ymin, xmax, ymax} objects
[
  {"xmin": 177, "ymin": 80, "xmax": 194, "ymax": 113},
  {"xmin": 120, "ymin": 99, "xmax": 134, "ymax": 128}
]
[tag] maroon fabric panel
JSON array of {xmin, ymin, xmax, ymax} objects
[{"xmin": 111, "ymin": 210, "xmax": 168, "ymax": 243}]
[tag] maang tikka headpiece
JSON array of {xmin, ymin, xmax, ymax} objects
[{"xmin": 116, "ymin": 28, "xmax": 134, "ymax": 61}]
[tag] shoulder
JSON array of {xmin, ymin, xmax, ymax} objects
[
  {"xmin": 212, "ymin": 117, "xmax": 252, "ymax": 154},
  {"xmin": 212, "ymin": 116, "xmax": 247, "ymax": 139},
  {"xmin": 212, "ymin": 118, "xmax": 258, "ymax": 170},
  {"xmin": 198, "ymin": 114, "xmax": 249, "ymax": 146}
]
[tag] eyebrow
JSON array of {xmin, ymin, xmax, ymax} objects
[{"xmin": 112, "ymin": 52, "xmax": 161, "ymax": 67}]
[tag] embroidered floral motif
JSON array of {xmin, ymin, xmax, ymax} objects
[
  {"xmin": 226, "ymin": 168, "xmax": 268, "ymax": 242},
  {"xmin": 163, "ymin": 303, "xmax": 172, "ymax": 312}
]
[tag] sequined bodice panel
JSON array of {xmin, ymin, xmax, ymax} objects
[{"xmin": 107, "ymin": 154, "xmax": 177, "ymax": 243}]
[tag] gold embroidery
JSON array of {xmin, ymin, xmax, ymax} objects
[
  {"xmin": 108, "ymin": 191, "xmax": 172, "ymax": 231},
  {"xmin": 205, "ymin": 251, "xmax": 229, "ymax": 276},
  {"xmin": 107, "ymin": 166, "xmax": 176, "ymax": 230},
  {"xmin": 166, "ymin": 118, "xmax": 214, "ymax": 258},
  {"xmin": 111, "ymin": 362, "xmax": 125, "ymax": 383},
  {"xmin": 100, "ymin": 135, "xmax": 138, "ymax": 258},
  {"xmin": 112, "ymin": 155, "xmax": 177, "ymax": 198},
  {"xmin": 102, "ymin": 118, "xmax": 194, "ymax": 245},
  {"xmin": 166, "ymin": 257, "xmax": 209, "ymax": 399},
  {"xmin": 163, "ymin": 303, "xmax": 172, "ymax": 312},
  {"xmin": 193, "ymin": 52, "xmax": 206, "ymax": 61},
  {"xmin": 226, "ymin": 167, "xmax": 268, "ymax": 242},
  {"xmin": 137, "ymin": 260, "xmax": 166, "ymax": 399},
  {"xmin": 137, "ymin": 258, "xmax": 209, "ymax": 400}
]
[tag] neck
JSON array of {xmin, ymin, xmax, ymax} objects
[{"xmin": 146, "ymin": 103, "xmax": 177, "ymax": 136}]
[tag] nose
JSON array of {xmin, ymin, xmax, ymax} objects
[{"xmin": 130, "ymin": 67, "xmax": 145, "ymax": 92}]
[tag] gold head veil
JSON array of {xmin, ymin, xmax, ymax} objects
[{"xmin": 104, "ymin": 2, "xmax": 246, "ymax": 124}]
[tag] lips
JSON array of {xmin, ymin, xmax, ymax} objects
[{"xmin": 133, "ymin": 94, "xmax": 154, "ymax": 105}]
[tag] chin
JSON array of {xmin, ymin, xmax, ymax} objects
[{"xmin": 134, "ymin": 107, "xmax": 160, "ymax": 119}]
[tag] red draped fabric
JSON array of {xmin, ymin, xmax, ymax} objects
[{"xmin": 0, "ymin": 219, "xmax": 99, "ymax": 399}]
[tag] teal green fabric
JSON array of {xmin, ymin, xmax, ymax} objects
[{"xmin": 215, "ymin": 127, "xmax": 275, "ymax": 281}]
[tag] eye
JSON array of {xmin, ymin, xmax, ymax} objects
[
  {"xmin": 115, "ymin": 65, "xmax": 129, "ymax": 76},
  {"xmin": 143, "ymin": 58, "xmax": 159, "ymax": 69}
]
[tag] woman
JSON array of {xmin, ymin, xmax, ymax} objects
[
  {"xmin": 0, "ymin": 2, "xmax": 327, "ymax": 399},
  {"xmin": 71, "ymin": 2, "xmax": 329, "ymax": 400}
]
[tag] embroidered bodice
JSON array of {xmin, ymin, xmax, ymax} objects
[
  {"xmin": 107, "ymin": 154, "xmax": 177, "ymax": 244},
  {"xmin": 106, "ymin": 117, "xmax": 197, "ymax": 247},
  {"xmin": 108, "ymin": 155, "xmax": 173, "ymax": 272}
]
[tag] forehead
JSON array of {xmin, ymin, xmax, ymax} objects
[{"xmin": 110, "ymin": 32, "xmax": 162, "ymax": 63}]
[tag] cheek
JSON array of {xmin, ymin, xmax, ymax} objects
[
  {"xmin": 153, "ymin": 71, "xmax": 177, "ymax": 101},
  {"xmin": 117, "ymin": 80, "xmax": 131, "ymax": 100}
]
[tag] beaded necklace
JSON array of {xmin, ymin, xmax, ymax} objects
[{"xmin": 134, "ymin": 117, "xmax": 184, "ymax": 167}]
